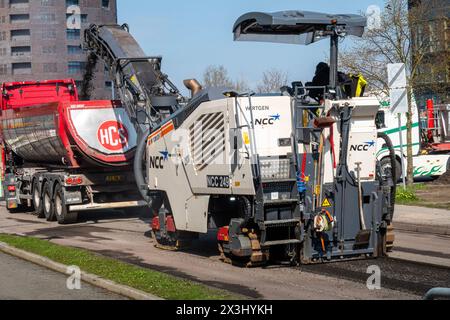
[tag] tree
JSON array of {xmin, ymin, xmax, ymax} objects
[
  {"xmin": 340, "ymin": 0, "xmax": 447, "ymax": 186},
  {"xmin": 256, "ymin": 69, "xmax": 289, "ymax": 94},
  {"xmin": 203, "ymin": 65, "xmax": 234, "ymax": 88},
  {"xmin": 233, "ymin": 78, "xmax": 251, "ymax": 93},
  {"xmin": 202, "ymin": 65, "xmax": 250, "ymax": 93}
]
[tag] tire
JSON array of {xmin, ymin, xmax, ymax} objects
[
  {"xmin": 380, "ymin": 157, "xmax": 402, "ymax": 183},
  {"xmin": 54, "ymin": 184, "xmax": 78, "ymax": 225},
  {"xmin": 394, "ymin": 158, "xmax": 402, "ymax": 183},
  {"xmin": 42, "ymin": 182, "xmax": 55, "ymax": 222},
  {"xmin": 32, "ymin": 180, "xmax": 45, "ymax": 219}
]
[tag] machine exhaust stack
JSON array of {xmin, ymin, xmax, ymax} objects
[{"xmin": 183, "ymin": 79, "xmax": 203, "ymax": 97}]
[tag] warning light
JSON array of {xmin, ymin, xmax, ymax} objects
[{"xmin": 66, "ymin": 177, "xmax": 83, "ymax": 185}]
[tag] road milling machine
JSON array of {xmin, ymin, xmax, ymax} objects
[{"xmin": 83, "ymin": 10, "xmax": 397, "ymax": 266}]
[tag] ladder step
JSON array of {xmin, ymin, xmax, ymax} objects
[
  {"xmin": 262, "ymin": 178, "xmax": 297, "ymax": 184},
  {"xmin": 261, "ymin": 239, "xmax": 302, "ymax": 247},
  {"xmin": 264, "ymin": 199, "xmax": 298, "ymax": 206},
  {"xmin": 265, "ymin": 219, "xmax": 300, "ymax": 227}
]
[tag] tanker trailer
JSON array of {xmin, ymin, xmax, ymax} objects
[{"xmin": 0, "ymin": 79, "xmax": 146, "ymax": 224}]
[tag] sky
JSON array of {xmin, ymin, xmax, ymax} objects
[{"xmin": 117, "ymin": 0, "xmax": 386, "ymax": 93}]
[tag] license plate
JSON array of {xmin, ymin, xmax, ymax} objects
[
  {"xmin": 207, "ymin": 175, "xmax": 230, "ymax": 189},
  {"xmin": 106, "ymin": 175, "xmax": 124, "ymax": 183}
]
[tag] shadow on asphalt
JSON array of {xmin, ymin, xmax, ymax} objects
[{"xmin": 94, "ymin": 247, "xmax": 262, "ymax": 299}]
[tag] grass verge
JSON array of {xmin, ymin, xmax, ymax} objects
[
  {"xmin": 0, "ymin": 234, "xmax": 240, "ymax": 300},
  {"xmin": 396, "ymin": 183, "xmax": 450, "ymax": 210},
  {"xmin": 396, "ymin": 187, "xmax": 420, "ymax": 206}
]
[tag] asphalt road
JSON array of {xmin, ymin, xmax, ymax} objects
[
  {"xmin": 1, "ymin": 207, "xmax": 436, "ymax": 300},
  {"xmin": 0, "ymin": 252, "xmax": 126, "ymax": 300},
  {"xmin": 391, "ymin": 229, "xmax": 450, "ymax": 267}
]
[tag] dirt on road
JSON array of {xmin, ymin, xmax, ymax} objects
[{"xmin": 414, "ymin": 185, "xmax": 450, "ymax": 210}]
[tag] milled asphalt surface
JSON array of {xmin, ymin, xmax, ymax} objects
[
  {"xmin": 0, "ymin": 252, "xmax": 126, "ymax": 300},
  {"xmin": 0, "ymin": 206, "xmax": 432, "ymax": 300}
]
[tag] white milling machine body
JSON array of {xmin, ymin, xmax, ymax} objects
[{"xmin": 85, "ymin": 11, "xmax": 395, "ymax": 265}]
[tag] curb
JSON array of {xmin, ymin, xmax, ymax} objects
[
  {"xmin": 0, "ymin": 241, "xmax": 163, "ymax": 301},
  {"xmin": 394, "ymin": 222, "xmax": 450, "ymax": 236}
]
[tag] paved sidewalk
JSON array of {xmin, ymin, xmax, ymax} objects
[
  {"xmin": 394, "ymin": 205, "xmax": 450, "ymax": 235},
  {"xmin": 0, "ymin": 252, "xmax": 126, "ymax": 300}
]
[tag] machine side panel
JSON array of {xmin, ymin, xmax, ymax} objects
[
  {"xmin": 147, "ymin": 120, "xmax": 209, "ymax": 234},
  {"xmin": 236, "ymin": 96, "xmax": 293, "ymax": 158},
  {"xmin": 182, "ymin": 99, "xmax": 255, "ymax": 196}
]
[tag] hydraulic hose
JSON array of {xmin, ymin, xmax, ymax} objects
[
  {"xmin": 378, "ymin": 132, "xmax": 397, "ymax": 221},
  {"xmin": 134, "ymin": 129, "xmax": 151, "ymax": 204}
]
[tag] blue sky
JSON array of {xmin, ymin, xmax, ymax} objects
[{"xmin": 118, "ymin": 0, "xmax": 386, "ymax": 92}]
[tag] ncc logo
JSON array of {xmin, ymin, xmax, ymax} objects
[
  {"xmin": 149, "ymin": 151, "xmax": 169, "ymax": 170},
  {"xmin": 350, "ymin": 141, "xmax": 376, "ymax": 152},
  {"xmin": 97, "ymin": 121, "xmax": 129, "ymax": 152},
  {"xmin": 254, "ymin": 114, "xmax": 281, "ymax": 126}
]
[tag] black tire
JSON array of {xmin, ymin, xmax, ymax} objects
[
  {"xmin": 394, "ymin": 158, "xmax": 402, "ymax": 183},
  {"xmin": 54, "ymin": 184, "xmax": 78, "ymax": 225},
  {"xmin": 32, "ymin": 180, "xmax": 45, "ymax": 219},
  {"xmin": 42, "ymin": 182, "xmax": 55, "ymax": 222},
  {"xmin": 380, "ymin": 157, "xmax": 402, "ymax": 183}
]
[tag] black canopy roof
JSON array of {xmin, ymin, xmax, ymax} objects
[{"xmin": 233, "ymin": 10, "xmax": 367, "ymax": 45}]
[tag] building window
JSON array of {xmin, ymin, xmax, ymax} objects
[
  {"xmin": 11, "ymin": 46, "xmax": 31, "ymax": 57},
  {"xmin": 75, "ymin": 80, "xmax": 83, "ymax": 89},
  {"xmin": 12, "ymin": 62, "xmax": 32, "ymax": 75},
  {"xmin": 43, "ymin": 63, "xmax": 57, "ymax": 73},
  {"xmin": 66, "ymin": 0, "xmax": 78, "ymax": 6},
  {"xmin": 0, "ymin": 47, "xmax": 7, "ymax": 56},
  {"xmin": 68, "ymin": 45, "xmax": 82, "ymax": 55},
  {"xmin": 0, "ymin": 64, "xmax": 7, "ymax": 75},
  {"xmin": 66, "ymin": 13, "xmax": 87, "ymax": 23},
  {"xmin": 41, "ymin": 0, "xmax": 56, "ymax": 6},
  {"xmin": 39, "ymin": 13, "xmax": 56, "ymax": 22},
  {"xmin": 42, "ymin": 46, "xmax": 56, "ymax": 54},
  {"xmin": 68, "ymin": 61, "xmax": 86, "ymax": 74},
  {"xmin": 102, "ymin": 0, "xmax": 110, "ymax": 9},
  {"xmin": 10, "ymin": 14, "xmax": 29, "ymax": 23},
  {"xmin": 10, "ymin": 0, "xmax": 30, "ymax": 10},
  {"xmin": 66, "ymin": 29, "xmax": 80, "ymax": 40},
  {"xmin": 11, "ymin": 29, "xmax": 30, "ymax": 41},
  {"xmin": 0, "ymin": 31, "xmax": 7, "ymax": 41},
  {"xmin": 41, "ymin": 30, "xmax": 56, "ymax": 40}
]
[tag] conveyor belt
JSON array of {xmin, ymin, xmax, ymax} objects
[{"xmin": 83, "ymin": 24, "xmax": 181, "ymax": 133}]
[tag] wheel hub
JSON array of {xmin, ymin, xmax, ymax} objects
[
  {"xmin": 55, "ymin": 195, "xmax": 62, "ymax": 217},
  {"xmin": 34, "ymin": 189, "xmax": 40, "ymax": 207},
  {"xmin": 44, "ymin": 193, "xmax": 51, "ymax": 213}
]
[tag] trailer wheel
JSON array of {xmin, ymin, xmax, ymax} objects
[
  {"xmin": 54, "ymin": 184, "xmax": 78, "ymax": 225},
  {"xmin": 42, "ymin": 182, "xmax": 55, "ymax": 222},
  {"xmin": 32, "ymin": 180, "xmax": 45, "ymax": 219}
]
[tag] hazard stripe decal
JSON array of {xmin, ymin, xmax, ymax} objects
[{"xmin": 148, "ymin": 121, "xmax": 175, "ymax": 145}]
